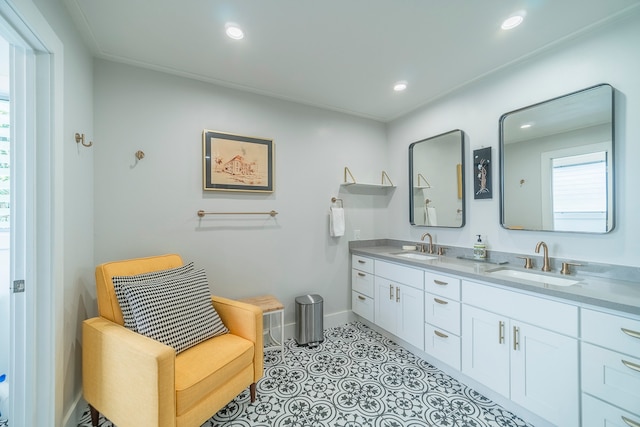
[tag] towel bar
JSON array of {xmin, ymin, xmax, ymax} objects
[{"xmin": 197, "ymin": 210, "xmax": 278, "ymax": 217}]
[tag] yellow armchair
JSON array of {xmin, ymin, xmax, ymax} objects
[{"xmin": 82, "ymin": 254, "xmax": 263, "ymax": 427}]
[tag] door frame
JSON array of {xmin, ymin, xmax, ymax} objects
[{"xmin": 0, "ymin": 0, "xmax": 64, "ymax": 425}]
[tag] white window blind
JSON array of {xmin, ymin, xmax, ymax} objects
[{"xmin": 551, "ymin": 151, "xmax": 607, "ymax": 232}]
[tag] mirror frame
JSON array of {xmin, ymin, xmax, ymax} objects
[
  {"xmin": 409, "ymin": 129, "xmax": 466, "ymax": 228},
  {"xmin": 499, "ymin": 83, "xmax": 615, "ymax": 233}
]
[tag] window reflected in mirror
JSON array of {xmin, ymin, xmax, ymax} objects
[
  {"xmin": 500, "ymin": 84, "xmax": 614, "ymax": 233},
  {"xmin": 409, "ymin": 130, "xmax": 465, "ymax": 228}
]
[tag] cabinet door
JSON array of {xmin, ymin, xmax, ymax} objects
[
  {"xmin": 397, "ymin": 283, "xmax": 424, "ymax": 350},
  {"xmin": 375, "ymin": 276, "xmax": 397, "ymax": 334},
  {"xmin": 510, "ymin": 322, "xmax": 579, "ymax": 427},
  {"xmin": 582, "ymin": 393, "xmax": 640, "ymax": 427},
  {"xmin": 426, "ymin": 293, "xmax": 461, "ymax": 335},
  {"xmin": 352, "ymin": 291, "xmax": 374, "ymax": 323},
  {"xmin": 582, "ymin": 342, "xmax": 640, "ymax": 415},
  {"xmin": 461, "ymin": 305, "xmax": 510, "ymax": 397}
]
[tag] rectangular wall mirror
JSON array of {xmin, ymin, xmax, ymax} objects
[
  {"xmin": 500, "ymin": 84, "xmax": 614, "ymax": 233},
  {"xmin": 409, "ymin": 129, "xmax": 465, "ymax": 228}
]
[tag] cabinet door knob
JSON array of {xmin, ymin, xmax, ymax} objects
[
  {"xmin": 513, "ymin": 326, "xmax": 520, "ymax": 351},
  {"xmin": 622, "ymin": 327, "xmax": 640, "ymax": 340},
  {"xmin": 389, "ymin": 284, "xmax": 394, "ymax": 300},
  {"xmin": 622, "ymin": 359, "xmax": 640, "ymax": 373},
  {"xmin": 396, "ymin": 286, "xmax": 400, "ymax": 303},
  {"xmin": 622, "ymin": 415, "xmax": 640, "ymax": 427},
  {"xmin": 499, "ymin": 321, "xmax": 505, "ymax": 344}
]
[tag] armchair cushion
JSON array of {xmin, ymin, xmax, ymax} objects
[
  {"xmin": 113, "ymin": 261, "xmax": 195, "ymax": 331},
  {"xmin": 175, "ymin": 333, "xmax": 254, "ymax": 416},
  {"xmin": 123, "ymin": 268, "xmax": 229, "ymax": 353}
]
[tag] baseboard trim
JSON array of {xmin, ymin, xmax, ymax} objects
[
  {"xmin": 265, "ymin": 309, "xmax": 354, "ymax": 343},
  {"xmin": 62, "ymin": 391, "xmax": 85, "ymax": 427}
]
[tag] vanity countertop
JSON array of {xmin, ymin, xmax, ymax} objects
[{"xmin": 351, "ymin": 244, "xmax": 640, "ymax": 316}]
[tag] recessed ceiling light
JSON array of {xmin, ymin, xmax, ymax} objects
[
  {"xmin": 501, "ymin": 13, "xmax": 525, "ymax": 30},
  {"xmin": 225, "ymin": 23, "xmax": 244, "ymax": 40},
  {"xmin": 393, "ymin": 81, "xmax": 408, "ymax": 92}
]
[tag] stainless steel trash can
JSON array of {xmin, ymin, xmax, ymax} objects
[{"xmin": 295, "ymin": 294, "xmax": 324, "ymax": 346}]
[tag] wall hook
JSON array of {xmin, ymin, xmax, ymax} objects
[
  {"xmin": 75, "ymin": 133, "xmax": 93, "ymax": 148},
  {"xmin": 135, "ymin": 150, "xmax": 145, "ymax": 160}
]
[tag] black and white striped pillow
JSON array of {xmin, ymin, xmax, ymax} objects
[
  {"xmin": 122, "ymin": 268, "xmax": 229, "ymax": 353},
  {"xmin": 112, "ymin": 262, "xmax": 195, "ymax": 331}
]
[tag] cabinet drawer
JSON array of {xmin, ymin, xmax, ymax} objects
[
  {"xmin": 582, "ymin": 393, "xmax": 640, "ymax": 427},
  {"xmin": 352, "ymin": 269, "xmax": 374, "ymax": 297},
  {"xmin": 425, "ymin": 324, "xmax": 461, "ymax": 370},
  {"xmin": 582, "ymin": 308, "xmax": 640, "ymax": 357},
  {"xmin": 462, "ymin": 280, "xmax": 578, "ymax": 337},
  {"xmin": 352, "ymin": 291, "xmax": 374, "ymax": 323},
  {"xmin": 375, "ymin": 260, "xmax": 424, "ymax": 290},
  {"xmin": 582, "ymin": 342, "xmax": 640, "ymax": 415},
  {"xmin": 352, "ymin": 255, "xmax": 374, "ymax": 273},
  {"xmin": 425, "ymin": 293, "xmax": 461, "ymax": 335},
  {"xmin": 425, "ymin": 271, "xmax": 461, "ymax": 300}
]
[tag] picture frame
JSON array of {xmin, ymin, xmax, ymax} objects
[
  {"xmin": 202, "ymin": 130, "xmax": 274, "ymax": 192},
  {"xmin": 473, "ymin": 147, "xmax": 492, "ymax": 199}
]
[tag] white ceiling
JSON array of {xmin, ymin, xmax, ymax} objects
[{"xmin": 64, "ymin": 0, "xmax": 640, "ymax": 122}]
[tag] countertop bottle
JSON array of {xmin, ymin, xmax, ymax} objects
[{"xmin": 473, "ymin": 235, "xmax": 487, "ymax": 259}]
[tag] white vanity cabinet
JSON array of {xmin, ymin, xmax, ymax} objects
[
  {"xmin": 374, "ymin": 260, "xmax": 425, "ymax": 350},
  {"xmin": 462, "ymin": 280, "xmax": 579, "ymax": 427},
  {"xmin": 351, "ymin": 255, "xmax": 375, "ymax": 322},
  {"xmin": 424, "ymin": 271, "xmax": 462, "ymax": 369},
  {"xmin": 580, "ymin": 308, "xmax": 640, "ymax": 427}
]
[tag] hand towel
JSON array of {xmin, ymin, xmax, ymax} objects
[
  {"xmin": 426, "ymin": 207, "xmax": 438, "ymax": 226},
  {"xmin": 329, "ymin": 207, "xmax": 345, "ymax": 237}
]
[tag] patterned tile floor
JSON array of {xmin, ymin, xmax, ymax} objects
[{"xmin": 79, "ymin": 322, "xmax": 534, "ymax": 427}]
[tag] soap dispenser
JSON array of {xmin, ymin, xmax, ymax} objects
[{"xmin": 473, "ymin": 234, "xmax": 487, "ymax": 259}]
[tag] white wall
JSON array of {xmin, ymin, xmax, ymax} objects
[
  {"xmin": 31, "ymin": 0, "xmax": 94, "ymax": 424},
  {"xmin": 386, "ymin": 11, "xmax": 640, "ymax": 267},
  {"xmin": 93, "ymin": 59, "xmax": 389, "ymax": 324}
]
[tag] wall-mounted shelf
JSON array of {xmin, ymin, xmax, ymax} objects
[
  {"xmin": 413, "ymin": 173, "xmax": 431, "ymax": 189},
  {"xmin": 340, "ymin": 167, "xmax": 396, "ymax": 191}
]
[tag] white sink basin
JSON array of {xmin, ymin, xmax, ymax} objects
[
  {"xmin": 390, "ymin": 252, "xmax": 438, "ymax": 261},
  {"xmin": 486, "ymin": 267, "xmax": 580, "ymax": 287}
]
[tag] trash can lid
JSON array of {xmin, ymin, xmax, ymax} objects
[{"xmin": 295, "ymin": 294, "xmax": 323, "ymax": 304}]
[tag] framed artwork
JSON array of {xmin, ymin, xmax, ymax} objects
[
  {"xmin": 473, "ymin": 147, "xmax": 491, "ymax": 199},
  {"xmin": 202, "ymin": 130, "xmax": 274, "ymax": 192}
]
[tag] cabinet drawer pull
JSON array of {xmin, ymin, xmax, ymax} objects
[
  {"xmin": 434, "ymin": 298, "xmax": 448, "ymax": 305},
  {"xmin": 622, "ymin": 416, "xmax": 640, "ymax": 427},
  {"xmin": 499, "ymin": 321, "xmax": 505, "ymax": 344},
  {"xmin": 357, "ymin": 295, "xmax": 366, "ymax": 301},
  {"xmin": 396, "ymin": 287, "xmax": 400, "ymax": 302},
  {"xmin": 358, "ymin": 260, "xmax": 366, "ymax": 264},
  {"xmin": 622, "ymin": 359, "xmax": 640, "ymax": 373},
  {"xmin": 433, "ymin": 280, "xmax": 448, "ymax": 286},
  {"xmin": 434, "ymin": 330, "xmax": 448, "ymax": 339},
  {"xmin": 622, "ymin": 327, "xmax": 640, "ymax": 340},
  {"xmin": 358, "ymin": 272, "xmax": 366, "ymax": 277},
  {"xmin": 513, "ymin": 326, "xmax": 520, "ymax": 351},
  {"xmin": 389, "ymin": 284, "xmax": 394, "ymax": 300}
]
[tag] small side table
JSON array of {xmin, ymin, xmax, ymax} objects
[{"xmin": 238, "ymin": 295, "xmax": 285, "ymax": 353}]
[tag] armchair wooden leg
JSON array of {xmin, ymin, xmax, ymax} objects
[
  {"xmin": 250, "ymin": 383, "xmax": 257, "ymax": 402},
  {"xmin": 89, "ymin": 404, "xmax": 99, "ymax": 427}
]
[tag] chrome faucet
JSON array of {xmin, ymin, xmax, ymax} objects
[
  {"xmin": 535, "ymin": 241, "xmax": 551, "ymax": 272},
  {"xmin": 420, "ymin": 232, "xmax": 435, "ymax": 254}
]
